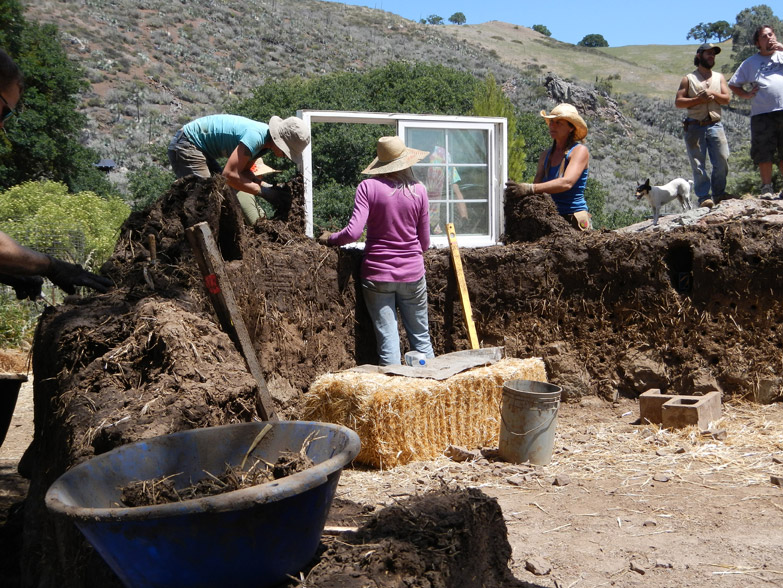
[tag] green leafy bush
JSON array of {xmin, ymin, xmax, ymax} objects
[
  {"xmin": 0, "ymin": 180, "xmax": 129, "ymax": 268},
  {"xmin": 127, "ymin": 164, "xmax": 175, "ymax": 211},
  {"xmin": 0, "ymin": 291, "xmax": 39, "ymax": 347}
]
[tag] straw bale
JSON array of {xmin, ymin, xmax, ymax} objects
[{"xmin": 304, "ymin": 357, "xmax": 546, "ymax": 468}]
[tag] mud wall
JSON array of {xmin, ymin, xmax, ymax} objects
[{"xmin": 17, "ymin": 179, "xmax": 783, "ymax": 587}]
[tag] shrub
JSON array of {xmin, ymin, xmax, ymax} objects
[{"xmin": 0, "ymin": 180, "xmax": 129, "ymax": 268}]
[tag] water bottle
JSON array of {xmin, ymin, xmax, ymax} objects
[{"xmin": 404, "ymin": 351, "xmax": 427, "ymax": 367}]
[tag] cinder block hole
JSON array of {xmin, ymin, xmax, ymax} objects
[{"xmin": 671, "ymin": 398, "xmax": 699, "ymax": 405}]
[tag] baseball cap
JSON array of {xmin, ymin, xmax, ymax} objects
[{"xmin": 697, "ymin": 43, "xmax": 721, "ymax": 54}]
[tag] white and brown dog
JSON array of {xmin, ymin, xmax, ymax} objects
[{"xmin": 634, "ymin": 178, "xmax": 693, "ymax": 225}]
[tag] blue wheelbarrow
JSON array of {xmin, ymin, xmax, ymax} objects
[{"xmin": 45, "ymin": 420, "xmax": 360, "ymax": 588}]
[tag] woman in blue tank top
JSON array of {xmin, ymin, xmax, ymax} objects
[{"xmin": 506, "ymin": 103, "xmax": 591, "ymax": 230}]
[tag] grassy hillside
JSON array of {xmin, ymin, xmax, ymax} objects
[
  {"xmin": 19, "ymin": 0, "xmax": 755, "ymax": 216},
  {"xmin": 440, "ymin": 20, "xmax": 721, "ymax": 100}
]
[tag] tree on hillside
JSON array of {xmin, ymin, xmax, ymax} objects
[
  {"xmin": 578, "ymin": 34, "xmax": 609, "ymax": 47},
  {"xmin": 426, "ymin": 15, "xmax": 444, "ymax": 25},
  {"xmin": 532, "ymin": 24, "xmax": 551, "ymax": 37},
  {"xmin": 731, "ymin": 5, "xmax": 781, "ymax": 66},
  {"xmin": 0, "ymin": 1, "xmax": 114, "ymax": 196},
  {"xmin": 686, "ymin": 22, "xmax": 712, "ymax": 42},
  {"xmin": 710, "ymin": 20, "xmax": 733, "ymax": 42},
  {"xmin": 470, "ymin": 74, "xmax": 526, "ymax": 181},
  {"xmin": 687, "ymin": 20, "xmax": 734, "ymax": 43},
  {"xmin": 448, "ymin": 12, "xmax": 466, "ymax": 25}
]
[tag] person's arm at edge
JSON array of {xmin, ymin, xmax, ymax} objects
[{"xmin": 0, "ymin": 231, "xmax": 53, "ymax": 275}]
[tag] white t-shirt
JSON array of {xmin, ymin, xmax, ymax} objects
[{"xmin": 729, "ymin": 51, "xmax": 783, "ymax": 116}]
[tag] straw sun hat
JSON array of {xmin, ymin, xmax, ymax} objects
[
  {"xmin": 540, "ymin": 103, "xmax": 588, "ymax": 141},
  {"xmin": 361, "ymin": 136, "xmax": 430, "ymax": 175},
  {"xmin": 249, "ymin": 159, "xmax": 278, "ymax": 177}
]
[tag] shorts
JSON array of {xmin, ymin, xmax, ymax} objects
[
  {"xmin": 750, "ymin": 110, "xmax": 783, "ymax": 165},
  {"xmin": 167, "ymin": 129, "xmax": 223, "ymax": 178}
]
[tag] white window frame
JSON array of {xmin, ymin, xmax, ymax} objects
[{"xmin": 297, "ymin": 110, "xmax": 507, "ymax": 248}]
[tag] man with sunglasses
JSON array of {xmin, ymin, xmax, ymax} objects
[{"xmin": 0, "ymin": 48, "xmax": 113, "ymax": 299}]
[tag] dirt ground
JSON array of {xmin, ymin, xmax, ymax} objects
[
  {"xmin": 2, "ymin": 177, "xmax": 783, "ymax": 587},
  {"xmin": 3, "ymin": 377, "xmax": 783, "ymax": 586}
]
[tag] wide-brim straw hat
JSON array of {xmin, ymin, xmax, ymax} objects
[
  {"xmin": 361, "ymin": 136, "xmax": 430, "ymax": 175},
  {"xmin": 540, "ymin": 103, "xmax": 588, "ymax": 141},
  {"xmin": 250, "ymin": 159, "xmax": 279, "ymax": 177},
  {"xmin": 269, "ymin": 116, "xmax": 311, "ymax": 160}
]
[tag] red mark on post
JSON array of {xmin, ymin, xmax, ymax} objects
[{"xmin": 204, "ymin": 274, "xmax": 221, "ymax": 294}]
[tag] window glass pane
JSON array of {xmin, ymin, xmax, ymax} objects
[{"xmin": 406, "ymin": 127, "xmax": 489, "ymax": 239}]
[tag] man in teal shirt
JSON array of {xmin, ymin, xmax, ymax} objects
[{"xmin": 168, "ymin": 114, "xmax": 310, "ymax": 223}]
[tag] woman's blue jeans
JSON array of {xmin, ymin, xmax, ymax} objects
[
  {"xmin": 684, "ymin": 121, "xmax": 729, "ymax": 202},
  {"xmin": 361, "ymin": 276, "xmax": 434, "ymax": 366}
]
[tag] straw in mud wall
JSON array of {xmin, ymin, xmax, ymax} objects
[{"xmin": 304, "ymin": 357, "xmax": 547, "ymax": 468}]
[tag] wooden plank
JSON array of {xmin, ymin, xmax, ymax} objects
[
  {"xmin": 446, "ymin": 223, "xmax": 479, "ymax": 350},
  {"xmin": 185, "ymin": 222, "xmax": 278, "ymax": 421}
]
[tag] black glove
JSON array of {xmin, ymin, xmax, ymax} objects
[
  {"xmin": 0, "ymin": 273, "xmax": 43, "ymax": 300},
  {"xmin": 45, "ymin": 255, "xmax": 113, "ymax": 295},
  {"xmin": 260, "ymin": 185, "xmax": 291, "ymax": 208}
]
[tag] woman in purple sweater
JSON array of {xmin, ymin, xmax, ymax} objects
[{"xmin": 319, "ymin": 136, "xmax": 435, "ymax": 366}]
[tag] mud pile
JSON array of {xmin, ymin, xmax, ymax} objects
[
  {"xmin": 11, "ymin": 177, "xmax": 783, "ymax": 586},
  {"xmin": 303, "ymin": 488, "xmax": 525, "ymax": 587}
]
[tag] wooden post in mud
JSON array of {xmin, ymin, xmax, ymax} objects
[
  {"xmin": 446, "ymin": 223, "xmax": 479, "ymax": 350},
  {"xmin": 186, "ymin": 222, "xmax": 278, "ymax": 421}
]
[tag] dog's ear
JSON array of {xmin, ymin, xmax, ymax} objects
[{"xmin": 644, "ymin": 178, "xmax": 651, "ymax": 188}]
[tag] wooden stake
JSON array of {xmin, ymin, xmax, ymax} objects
[
  {"xmin": 185, "ymin": 222, "xmax": 278, "ymax": 421},
  {"xmin": 446, "ymin": 223, "xmax": 479, "ymax": 349}
]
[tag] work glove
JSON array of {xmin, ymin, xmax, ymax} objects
[
  {"xmin": 45, "ymin": 255, "xmax": 114, "ymax": 295},
  {"xmin": 0, "ymin": 273, "xmax": 43, "ymax": 300},
  {"xmin": 317, "ymin": 230, "xmax": 333, "ymax": 246},
  {"xmin": 260, "ymin": 185, "xmax": 291, "ymax": 208},
  {"xmin": 504, "ymin": 181, "xmax": 536, "ymax": 199}
]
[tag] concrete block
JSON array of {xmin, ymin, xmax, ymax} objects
[
  {"xmin": 639, "ymin": 389, "xmax": 673, "ymax": 425},
  {"xmin": 661, "ymin": 391, "xmax": 722, "ymax": 430}
]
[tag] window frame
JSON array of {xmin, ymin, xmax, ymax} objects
[{"xmin": 298, "ymin": 110, "xmax": 507, "ymax": 248}]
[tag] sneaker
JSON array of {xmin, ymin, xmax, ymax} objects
[
  {"xmin": 760, "ymin": 184, "xmax": 775, "ymax": 199},
  {"xmin": 700, "ymin": 199, "xmax": 714, "ymax": 209}
]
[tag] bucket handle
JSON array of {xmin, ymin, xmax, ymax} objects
[{"xmin": 500, "ymin": 411, "xmax": 556, "ymax": 437}]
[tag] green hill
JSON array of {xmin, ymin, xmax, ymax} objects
[
  {"xmin": 18, "ymin": 0, "xmax": 757, "ymax": 215},
  {"xmin": 440, "ymin": 20, "xmax": 736, "ymax": 100}
]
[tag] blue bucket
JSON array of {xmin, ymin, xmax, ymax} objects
[{"xmin": 45, "ymin": 421, "xmax": 360, "ymax": 588}]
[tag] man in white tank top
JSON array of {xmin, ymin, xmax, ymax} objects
[{"xmin": 675, "ymin": 43, "xmax": 731, "ymax": 208}]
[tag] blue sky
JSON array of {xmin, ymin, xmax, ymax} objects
[{"xmin": 326, "ymin": 1, "xmax": 764, "ymax": 47}]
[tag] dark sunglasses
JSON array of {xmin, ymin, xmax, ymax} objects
[{"xmin": 0, "ymin": 93, "xmax": 16, "ymax": 122}]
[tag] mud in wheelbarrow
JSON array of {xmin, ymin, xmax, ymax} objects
[{"xmin": 45, "ymin": 420, "xmax": 360, "ymax": 588}]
